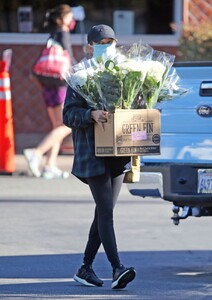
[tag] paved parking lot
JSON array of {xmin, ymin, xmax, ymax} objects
[{"xmin": 0, "ymin": 155, "xmax": 212, "ymax": 299}]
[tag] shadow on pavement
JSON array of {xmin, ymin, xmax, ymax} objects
[{"xmin": 0, "ymin": 251, "xmax": 212, "ymax": 299}]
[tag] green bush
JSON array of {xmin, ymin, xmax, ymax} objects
[{"xmin": 177, "ymin": 21, "xmax": 212, "ymax": 61}]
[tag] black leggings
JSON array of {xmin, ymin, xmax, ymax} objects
[{"xmin": 83, "ymin": 161, "xmax": 125, "ymax": 269}]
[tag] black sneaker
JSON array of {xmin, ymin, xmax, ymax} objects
[
  {"xmin": 112, "ymin": 264, "xmax": 136, "ymax": 289},
  {"xmin": 73, "ymin": 265, "xmax": 104, "ymax": 287}
]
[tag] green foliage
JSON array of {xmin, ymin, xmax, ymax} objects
[
  {"xmin": 97, "ymin": 70, "xmax": 123, "ymax": 112},
  {"xmin": 178, "ymin": 21, "xmax": 212, "ymax": 61},
  {"xmin": 79, "ymin": 74, "xmax": 100, "ymax": 109},
  {"xmin": 123, "ymin": 71, "xmax": 143, "ymax": 109}
]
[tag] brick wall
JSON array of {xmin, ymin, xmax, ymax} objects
[{"xmin": 183, "ymin": 0, "xmax": 212, "ymax": 24}]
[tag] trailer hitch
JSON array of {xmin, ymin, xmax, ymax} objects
[
  {"xmin": 171, "ymin": 205, "xmax": 212, "ymax": 225},
  {"xmin": 171, "ymin": 205, "xmax": 191, "ymax": 225}
]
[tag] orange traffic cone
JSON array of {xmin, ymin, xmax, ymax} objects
[{"xmin": 0, "ymin": 61, "xmax": 15, "ymax": 174}]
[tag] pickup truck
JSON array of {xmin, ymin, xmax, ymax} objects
[{"xmin": 127, "ymin": 62, "xmax": 212, "ymax": 225}]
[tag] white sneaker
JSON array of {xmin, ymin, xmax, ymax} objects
[
  {"xmin": 42, "ymin": 166, "xmax": 69, "ymax": 179},
  {"xmin": 23, "ymin": 149, "xmax": 41, "ymax": 177}
]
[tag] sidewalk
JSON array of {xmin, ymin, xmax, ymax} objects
[
  {"xmin": 0, "ymin": 154, "xmax": 86, "ymax": 201},
  {"xmin": 14, "ymin": 154, "xmax": 74, "ymax": 176}
]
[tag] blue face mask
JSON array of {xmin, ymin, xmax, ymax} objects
[{"xmin": 93, "ymin": 43, "xmax": 116, "ymax": 60}]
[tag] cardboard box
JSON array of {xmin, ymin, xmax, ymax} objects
[{"xmin": 95, "ymin": 109, "xmax": 161, "ymax": 156}]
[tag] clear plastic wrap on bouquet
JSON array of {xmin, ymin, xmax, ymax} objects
[
  {"xmin": 63, "ymin": 41, "xmax": 188, "ymax": 112},
  {"xmin": 158, "ymin": 68, "xmax": 189, "ymax": 101},
  {"xmin": 63, "ymin": 58, "xmax": 103, "ymax": 110},
  {"xmin": 118, "ymin": 41, "xmax": 154, "ymax": 61},
  {"xmin": 139, "ymin": 50, "xmax": 176, "ymax": 108}
]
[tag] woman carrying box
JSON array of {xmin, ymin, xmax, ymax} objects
[{"xmin": 63, "ymin": 24, "xmax": 136, "ymax": 289}]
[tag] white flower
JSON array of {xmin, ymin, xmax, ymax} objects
[
  {"xmin": 120, "ymin": 60, "xmax": 147, "ymax": 80},
  {"xmin": 141, "ymin": 61, "xmax": 166, "ymax": 83},
  {"xmin": 86, "ymin": 67, "xmax": 96, "ymax": 77},
  {"xmin": 70, "ymin": 69, "xmax": 87, "ymax": 87},
  {"xmin": 120, "ymin": 60, "xmax": 145, "ymax": 72}
]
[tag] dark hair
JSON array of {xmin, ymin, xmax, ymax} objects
[{"xmin": 43, "ymin": 4, "xmax": 72, "ymax": 31}]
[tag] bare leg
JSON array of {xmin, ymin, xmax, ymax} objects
[
  {"xmin": 46, "ymin": 105, "xmax": 62, "ymax": 166},
  {"xmin": 39, "ymin": 126, "xmax": 71, "ymax": 167},
  {"xmin": 33, "ymin": 104, "xmax": 71, "ymax": 167},
  {"xmin": 24, "ymin": 90, "xmax": 72, "ymax": 177}
]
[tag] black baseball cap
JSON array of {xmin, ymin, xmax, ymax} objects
[{"xmin": 87, "ymin": 24, "xmax": 116, "ymax": 44}]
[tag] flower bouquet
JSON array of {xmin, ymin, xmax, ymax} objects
[
  {"xmin": 63, "ymin": 42, "xmax": 187, "ymax": 182},
  {"xmin": 63, "ymin": 42, "xmax": 185, "ymax": 112}
]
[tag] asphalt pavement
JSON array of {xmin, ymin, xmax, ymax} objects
[{"xmin": 0, "ymin": 155, "xmax": 212, "ymax": 299}]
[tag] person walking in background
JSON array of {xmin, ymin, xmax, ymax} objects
[
  {"xmin": 63, "ymin": 24, "xmax": 136, "ymax": 289},
  {"xmin": 24, "ymin": 4, "xmax": 75, "ymax": 179}
]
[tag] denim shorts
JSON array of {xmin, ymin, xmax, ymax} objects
[{"xmin": 42, "ymin": 86, "xmax": 67, "ymax": 108}]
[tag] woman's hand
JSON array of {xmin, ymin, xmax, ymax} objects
[{"xmin": 91, "ymin": 110, "xmax": 108, "ymax": 131}]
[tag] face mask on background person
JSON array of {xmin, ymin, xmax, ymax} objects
[
  {"xmin": 69, "ymin": 18, "xmax": 76, "ymax": 31},
  {"xmin": 93, "ymin": 43, "xmax": 116, "ymax": 60}
]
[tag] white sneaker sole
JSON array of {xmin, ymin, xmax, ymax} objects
[
  {"xmin": 42, "ymin": 171, "xmax": 69, "ymax": 179},
  {"xmin": 112, "ymin": 268, "xmax": 136, "ymax": 289},
  {"xmin": 73, "ymin": 274, "xmax": 97, "ymax": 287}
]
